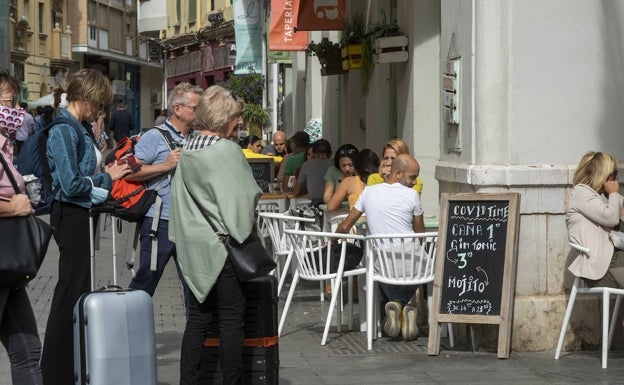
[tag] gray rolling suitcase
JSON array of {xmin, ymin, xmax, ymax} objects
[{"xmin": 73, "ymin": 210, "xmax": 157, "ymax": 385}]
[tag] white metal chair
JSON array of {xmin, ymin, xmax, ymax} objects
[
  {"xmin": 258, "ymin": 212, "xmax": 316, "ymax": 295},
  {"xmin": 279, "ymin": 229, "xmax": 366, "ymax": 345},
  {"xmin": 555, "ymin": 242, "xmax": 624, "ymax": 369},
  {"xmin": 365, "ymin": 232, "xmax": 453, "ymax": 350}
]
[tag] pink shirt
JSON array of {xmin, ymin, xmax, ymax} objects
[{"xmin": 0, "ymin": 134, "xmax": 25, "ymax": 200}]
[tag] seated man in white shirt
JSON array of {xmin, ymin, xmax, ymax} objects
[{"xmin": 337, "ymin": 154, "xmax": 424, "ymax": 341}]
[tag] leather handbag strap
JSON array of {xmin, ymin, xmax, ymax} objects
[{"xmin": 0, "ymin": 152, "xmax": 20, "ymax": 195}]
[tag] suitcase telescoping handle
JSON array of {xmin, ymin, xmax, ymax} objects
[
  {"xmin": 95, "ymin": 285, "xmax": 132, "ymax": 293},
  {"xmin": 88, "ymin": 209, "xmax": 119, "ymax": 291}
]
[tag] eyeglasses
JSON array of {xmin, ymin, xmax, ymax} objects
[
  {"xmin": 609, "ymin": 170, "xmax": 619, "ymax": 180},
  {"xmin": 180, "ymin": 104, "xmax": 196, "ymax": 112},
  {"xmin": 1, "ymin": 97, "xmax": 18, "ymax": 107}
]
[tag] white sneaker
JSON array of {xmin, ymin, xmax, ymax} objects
[{"xmin": 383, "ymin": 301, "xmax": 402, "ymax": 339}]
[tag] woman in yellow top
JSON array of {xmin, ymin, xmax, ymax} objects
[
  {"xmin": 240, "ymin": 134, "xmax": 282, "ymax": 164},
  {"xmin": 327, "ymin": 149, "xmax": 380, "ymax": 211},
  {"xmin": 367, "ymin": 138, "xmax": 423, "ymax": 194}
]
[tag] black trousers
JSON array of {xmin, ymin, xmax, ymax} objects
[
  {"xmin": 0, "ymin": 286, "xmax": 43, "ymax": 385},
  {"xmin": 41, "ymin": 202, "xmax": 93, "ymax": 385},
  {"xmin": 180, "ymin": 259, "xmax": 245, "ymax": 385}
]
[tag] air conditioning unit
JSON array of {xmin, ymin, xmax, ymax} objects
[{"xmin": 151, "ymin": 91, "xmax": 161, "ymax": 105}]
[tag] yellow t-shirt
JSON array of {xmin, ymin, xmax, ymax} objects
[
  {"xmin": 241, "ymin": 148, "xmax": 282, "ymax": 164},
  {"xmin": 366, "ymin": 172, "xmax": 423, "ymax": 195}
]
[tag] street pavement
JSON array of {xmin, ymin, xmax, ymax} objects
[{"xmin": 2, "ymin": 214, "xmax": 624, "ymax": 384}]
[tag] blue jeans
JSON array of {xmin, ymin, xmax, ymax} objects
[
  {"xmin": 180, "ymin": 259, "xmax": 245, "ymax": 385},
  {"xmin": 379, "ymin": 283, "xmax": 418, "ymax": 306},
  {"xmin": 129, "ymin": 217, "xmax": 190, "ymax": 313},
  {"xmin": 0, "ymin": 286, "xmax": 43, "ymax": 385}
]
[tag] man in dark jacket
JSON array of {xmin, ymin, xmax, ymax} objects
[{"xmin": 109, "ymin": 102, "xmax": 135, "ymax": 143}]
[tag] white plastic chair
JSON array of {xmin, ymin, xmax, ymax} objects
[
  {"xmin": 365, "ymin": 232, "xmax": 453, "ymax": 350},
  {"xmin": 555, "ymin": 242, "xmax": 624, "ymax": 369},
  {"xmin": 279, "ymin": 229, "xmax": 366, "ymax": 345},
  {"xmin": 256, "ymin": 202, "xmax": 280, "ymax": 238},
  {"xmin": 258, "ymin": 212, "xmax": 316, "ymax": 296}
]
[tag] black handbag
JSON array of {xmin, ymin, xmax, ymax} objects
[
  {"xmin": 205, "ymin": 215, "xmax": 276, "ymax": 282},
  {"xmin": 0, "ymin": 153, "xmax": 53, "ymax": 287}
]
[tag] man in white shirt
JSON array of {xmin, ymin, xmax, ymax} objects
[{"xmin": 337, "ymin": 154, "xmax": 424, "ymax": 341}]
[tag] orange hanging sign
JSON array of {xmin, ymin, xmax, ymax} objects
[{"xmin": 269, "ymin": 0, "xmax": 309, "ymax": 51}]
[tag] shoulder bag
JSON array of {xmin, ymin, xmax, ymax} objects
[
  {"xmin": 0, "ymin": 153, "xmax": 53, "ymax": 287},
  {"xmin": 204, "ymin": 214, "xmax": 276, "ymax": 282}
]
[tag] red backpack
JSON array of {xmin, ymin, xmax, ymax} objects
[{"xmin": 103, "ymin": 128, "xmax": 175, "ymax": 222}]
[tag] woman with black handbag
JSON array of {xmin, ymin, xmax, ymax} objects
[
  {"xmin": 0, "ymin": 68, "xmax": 43, "ymax": 385},
  {"xmin": 169, "ymin": 85, "xmax": 263, "ymax": 385}
]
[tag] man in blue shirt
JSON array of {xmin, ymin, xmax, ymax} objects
[{"xmin": 126, "ymin": 83, "xmax": 203, "ymax": 311}]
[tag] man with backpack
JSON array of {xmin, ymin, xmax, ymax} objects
[{"xmin": 125, "ymin": 82, "xmax": 203, "ymax": 309}]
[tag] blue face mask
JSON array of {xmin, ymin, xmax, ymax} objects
[
  {"xmin": 88, "ymin": 177, "xmax": 109, "ymax": 205},
  {"xmin": 91, "ymin": 186, "xmax": 109, "ymax": 204}
]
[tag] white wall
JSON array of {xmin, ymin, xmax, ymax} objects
[{"xmin": 438, "ymin": 0, "xmax": 624, "ymax": 351}]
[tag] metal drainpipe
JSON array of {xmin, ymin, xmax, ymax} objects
[{"xmin": 0, "ymin": 0, "xmax": 10, "ymax": 69}]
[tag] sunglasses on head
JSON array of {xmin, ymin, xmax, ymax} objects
[{"xmin": 338, "ymin": 148, "xmax": 357, "ymax": 157}]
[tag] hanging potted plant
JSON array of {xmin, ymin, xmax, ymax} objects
[
  {"xmin": 307, "ymin": 37, "xmax": 345, "ymax": 76},
  {"xmin": 340, "ymin": 9, "xmax": 378, "ymax": 96},
  {"xmin": 340, "ymin": 9, "xmax": 367, "ymax": 71},
  {"xmin": 370, "ymin": 22, "xmax": 409, "ymax": 64}
]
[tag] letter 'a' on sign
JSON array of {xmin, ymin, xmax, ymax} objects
[
  {"xmin": 428, "ymin": 192, "xmax": 521, "ymax": 359},
  {"xmin": 296, "ymin": 0, "xmax": 345, "ymax": 31}
]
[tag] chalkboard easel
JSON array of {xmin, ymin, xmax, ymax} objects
[
  {"xmin": 428, "ymin": 192, "xmax": 521, "ymax": 358},
  {"xmin": 248, "ymin": 158, "xmax": 274, "ymax": 193}
]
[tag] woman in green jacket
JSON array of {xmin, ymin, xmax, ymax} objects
[{"xmin": 169, "ymin": 85, "xmax": 261, "ymax": 385}]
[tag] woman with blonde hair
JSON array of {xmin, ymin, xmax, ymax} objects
[
  {"xmin": 169, "ymin": 85, "xmax": 259, "ymax": 385},
  {"xmin": 567, "ymin": 151, "xmax": 624, "ymax": 288},
  {"xmin": 367, "ymin": 138, "xmax": 423, "ymax": 195},
  {"xmin": 40, "ymin": 69, "xmax": 132, "ymax": 384}
]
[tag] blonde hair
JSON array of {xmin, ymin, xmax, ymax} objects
[
  {"xmin": 65, "ymin": 69, "xmax": 113, "ymax": 107},
  {"xmin": 573, "ymin": 151, "xmax": 618, "ymax": 191},
  {"xmin": 382, "ymin": 138, "xmax": 410, "ymax": 157},
  {"xmin": 195, "ymin": 85, "xmax": 244, "ymax": 133},
  {"xmin": 379, "ymin": 138, "xmax": 410, "ymax": 174}
]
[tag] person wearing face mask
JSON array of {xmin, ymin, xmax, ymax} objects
[
  {"xmin": 39, "ymin": 69, "xmax": 132, "ymax": 385},
  {"xmin": 0, "ymin": 68, "xmax": 43, "ymax": 385},
  {"xmin": 169, "ymin": 85, "xmax": 257, "ymax": 385}
]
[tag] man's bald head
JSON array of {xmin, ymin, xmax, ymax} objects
[
  {"xmin": 389, "ymin": 154, "xmax": 420, "ymax": 188},
  {"xmin": 273, "ymin": 131, "xmax": 286, "ymax": 142},
  {"xmin": 271, "ymin": 131, "xmax": 287, "ymax": 155}
]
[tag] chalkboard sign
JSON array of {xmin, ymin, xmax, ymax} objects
[
  {"xmin": 248, "ymin": 158, "xmax": 274, "ymax": 193},
  {"xmin": 428, "ymin": 192, "xmax": 520, "ymax": 358}
]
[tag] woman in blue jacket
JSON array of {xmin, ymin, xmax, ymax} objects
[{"xmin": 40, "ymin": 69, "xmax": 131, "ymax": 385}]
